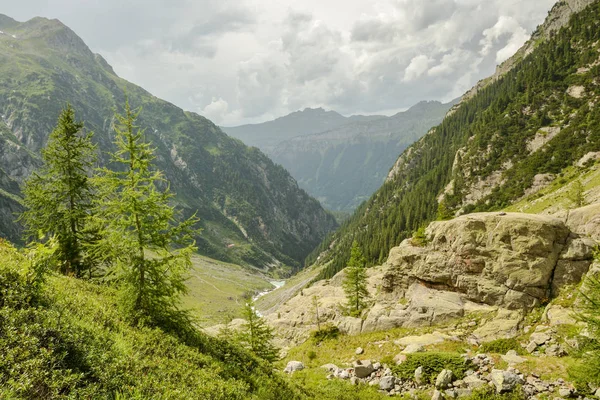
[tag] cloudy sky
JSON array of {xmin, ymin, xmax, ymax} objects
[{"xmin": 3, "ymin": 0, "xmax": 555, "ymax": 125}]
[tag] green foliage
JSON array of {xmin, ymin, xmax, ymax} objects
[
  {"xmin": 235, "ymin": 300, "xmax": 279, "ymax": 363},
  {"xmin": 568, "ymin": 179, "xmax": 586, "ymax": 208},
  {"xmin": 91, "ymin": 99, "xmax": 198, "ymax": 327},
  {"xmin": 20, "ymin": 104, "xmax": 97, "ymax": 278},
  {"xmin": 461, "ymin": 386, "xmax": 526, "ymax": 400},
  {"xmin": 569, "ymin": 248, "xmax": 600, "ymax": 392},
  {"xmin": 0, "ymin": 242, "xmax": 302, "ymax": 399},
  {"xmin": 310, "ymin": 324, "xmax": 340, "ymax": 344},
  {"xmin": 411, "ymin": 227, "xmax": 428, "ymax": 247},
  {"xmin": 436, "ymin": 200, "xmax": 453, "ymax": 221},
  {"xmin": 480, "ymin": 338, "xmax": 524, "ymax": 355},
  {"xmin": 342, "ymin": 241, "xmax": 368, "ymax": 316},
  {"xmin": 391, "ymin": 352, "xmax": 471, "ymax": 384},
  {"xmin": 307, "ymin": 350, "xmax": 317, "ymax": 361},
  {"xmin": 312, "ymin": 1, "xmax": 600, "ymax": 279}
]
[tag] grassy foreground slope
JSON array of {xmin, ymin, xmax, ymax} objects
[{"xmin": 0, "ymin": 240, "xmax": 301, "ymax": 399}]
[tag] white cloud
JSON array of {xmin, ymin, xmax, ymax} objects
[
  {"xmin": 404, "ymin": 55, "xmax": 432, "ymax": 82},
  {"xmin": 2, "ymin": 0, "xmax": 557, "ymax": 125}
]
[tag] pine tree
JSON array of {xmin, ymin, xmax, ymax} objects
[
  {"xmin": 436, "ymin": 200, "xmax": 453, "ymax": 221},
  {"xmin": 569, "ymin": 248, "xmax": 600, "ymax": 390},
  {"xmin": 342, "ymin": 241, "xmax": 369, "ymax": 317},
  {"xmin": 569, "ymin": 180, "xmax": 586, "ymax": 208},
  {"xmin": 21, "ymin": 104, "xmax": 97, "ymax": 278},
  {"xmin": 237, "ymin": 300, "xmax": 279, "ymax": 363},
  {"xmin": 92, "ymin": 99, "xmax": 198, "ymax": 327}
]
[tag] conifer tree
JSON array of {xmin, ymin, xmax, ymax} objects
[
  {"xmin": 21, "ymin": 104, "xmax": 97, "ymax": 277},
  {"xmin": 436, "ymin": 200, "xmax": 453, "ymax": 221},
  {"xmin": 569, "ymin": 179, "xmax": 586, "ymax": 208},
  {"xmin": 92, "ymin": 99, "xmax": 198, "ymax": 326},
  {"xmin": 342, "ymin": 241, "xmax": 368, "ymax": 317},
  {"xmin": 237, "ymin": 299, "xmax": 279, "ymax": 363},
  {"xmin": 569, "ymin": 249, "xmax": 600, "ymax": 390}
]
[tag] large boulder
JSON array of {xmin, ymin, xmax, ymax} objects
[
  {"xmin": 284, "ymin": 361, "xmax": 305, "ymax": 374},
  {"xmin": 385, "ymin": 213, "xmax": 594, "ymax": 309},
  {"xmin": 353, "ymin": 360, "xmax": 374, "ymax": 378},
  {"xmin": 490, "ymin": 369, "xmax": 523, "ymax": 393}
]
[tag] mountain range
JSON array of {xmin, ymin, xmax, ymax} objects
[
  {"xmin": 0, "ymin": 14, "xmax": 337, "ymax": 272},
  {"xmin": 224, "ymin": 101, "xmax": 455, "ymax": 211}
]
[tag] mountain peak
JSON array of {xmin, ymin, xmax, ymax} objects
[{"xmin": 0, "ymin": 14, "xmax": 18, "ymax": 30}]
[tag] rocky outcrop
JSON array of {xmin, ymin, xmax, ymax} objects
[
  {"xmin": 266, "ymin": 212, "xmax": 596, "ymax": 345},
  {"xmin": 384, "ymin": 213, "xmax": 593, "ymax": 308}
]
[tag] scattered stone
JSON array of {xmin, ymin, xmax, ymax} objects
[
  {"xmin": 379, "ymin": 376, "xmax": 396, "ymax": 391},
  {"xmin": 445, "ymin": 388, "xmax": 457, "ymax": 398},
  {"xmin": 595, "ymin": 388, "xmax": 600, "ymax": 397},
  {"xmin": 559, "ymin": 387, "xmax": 574, "ymax": 397},
  {"xmin": 355, "ymin": 347, "xmax": 364, "ymax": 355},
  {"xmin": 431, "ymin": 390, "xmax": 443, "ymax": 400},
  {"xmin": 491, "ymin": 369, "xmax": 523, "ymax": 393},
  {"xmin": 415, "ymin": 366, "xmax": 424, "ymax": 385},
  {"xmin": 501, "ymin": 350, "xmax": 527, "ymax": 364},
  {"xmin": 545, "ymin": 344, "xmax": 565, "ymax": 357},
  {"xmin": 338, "ymin": 369, "xmax": 350, "ymax": 379},
  {"xmin": 530, "ymin": 332, "xmax": 551, "ymax": 346},
  {"xmin": 284, "ymin": 361, "xmax": 305, "ymax": 374},
  {"xmin": 435, "ymin": 369, "xmax": 453, "ymax": 389},
  {"xmin": 321, "ymin": 363, "xmax": 339, "ymax": 373},
  {"xmin": 402, "ymin": 344, "xmax": 425, "ymax": 354},
  {"xmin": 353, "ymin": 360, "xmax": 374, "ymax": 378},
  {"xmin": 350, "ymin": 376, "xmax": 358, "ymax": 385},
  {"xmin": 455, "ymin": 388, "xmax": 473, "ymax": 398},
  {"xmin": 464, "ymin": 375, "xmax": 486, "ymax": 389},
  {"xmin": 526, "ymin": 341, "xmax": 538, "ymax": 353},
  {"xmin": 373, "ymin": 362, "xmax": 381, "ymax": 370}
]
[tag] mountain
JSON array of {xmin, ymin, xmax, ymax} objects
[
  {"xmin": 269, "ymin": 100, "xmax": 456, "ymax": 211},
  {"xmin": 0, "ymin": 15, "xmax": 337, "ymax": 271},
  {"xmin": 222, "ymin": 107, "xmax": 383, "ymax": 154},
  {"xmin": 309, "ymin": 0, "xmax": 600, "ymax": 278}
]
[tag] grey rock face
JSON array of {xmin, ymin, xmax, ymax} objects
[
  {"xmin": 379, "ymin": 376, "xmax": 396, "ymax": 391},
  {"xmin": 491, "ymin": 369, "xmax": 523, "ymax": 393}
]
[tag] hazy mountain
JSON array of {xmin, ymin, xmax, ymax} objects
[
  {"xmin": 222, "ymin": 107, "xmax": 383, "ymax": 154},
  {"xmin": 269, "ymin": 100, "xmax": 456, "ymax": 211}
]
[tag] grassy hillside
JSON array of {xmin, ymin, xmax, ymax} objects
[
  {"xmin": 0, "ymin": 240, "xmax": 302, "ymax": 399},
  {"xmin": 309, "ymin": 0, "xmax": 600, "ymax": 279}
]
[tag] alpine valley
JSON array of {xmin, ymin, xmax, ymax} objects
[{"xmin": 2, "ymin": 1, "xmax": 600, "ymax": 400}]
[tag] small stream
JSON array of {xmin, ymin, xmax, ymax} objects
[{"xmin": 253, "ymin": 280, "xmax": 285, "ymax": 302}]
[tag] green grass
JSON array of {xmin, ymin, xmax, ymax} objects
[
  {"xmin": 183, "ymin": 254, "xmax": 274, "ymax": 326},
  {"xmin": 505, "ymin": 163, "xmax": 600, "ymax": 214},
  {"xmin": 0, "ymin": 241, "xmax": 301, "ymax": 399}
]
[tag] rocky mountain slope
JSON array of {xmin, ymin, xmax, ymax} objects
[
  {"xmin": 260, "ymin": 208, "xmax": 598, "ymax": 344},
  {"xmin": 0, "ymin": 14, "xmax": 337, "ymax": 270},
  {"xmin": 269, "ymin": 101, "xmax": 455, "ymax": 211},
  {"xmin": 309, "ymin": 0, "xmax": 600, "ymax": 278}
]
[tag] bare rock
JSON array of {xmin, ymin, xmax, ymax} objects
[
  {"xmin": 435, "ymin": 369, "xmax": 454, "ymax": 389},
  {"xmin": 284, "ymin": 361, "xmax": 305, "ymax": 374},
  {"xmin": 353, "ymin": 360, "xmax": 374, "ymax": 378},
  {"xmin": 355, "ymin": 347, "xmax": 364, "ymax": 355},
  {"xmin": 491, "ymin": 369, "xmax": 523, "ymax": 393},
  {"xmin": 402, "ymin": 344, "xmax": 425, "ymax": 354},
  {"xmin": 379, "ymin": 376, "xmax": 396, "ymax": 391}
]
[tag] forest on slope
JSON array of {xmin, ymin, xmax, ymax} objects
[{"xmin": 309, "ymin": 0, "xmax": 600, "ymax": 279}]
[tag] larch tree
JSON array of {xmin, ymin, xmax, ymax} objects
[
  {"xmin": 236, "ymin": 299, "xmax": 279, "ymax": 363},
  {"xmin": 21, "ymin": 104, "xmax": 97, "ymax": 278},
  {"xmin": 342, "ymin": 241, "xmax": 369, "ymax": 317},
  {"xmin": 91, "ymin": 98, "xmax": 198, "ymax": 327}
]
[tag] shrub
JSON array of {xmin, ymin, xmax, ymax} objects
[
  {"xmin": 463, "ymin": 386, "xmax": 526, "ymax": 400},
  {"xmin": 480, "ymin": 338, "xmax": 524, "ymax": 355},
  {"xmin": 391, "ymin": 352, "xmax": 471, "ymax": 383},
  {"xmin": 307, "ymin": 350, "xmax": 317, "ymax": 361},
  {"xmin": 310, "ymin": 324, "xmax": 340, "ymax": 344}
]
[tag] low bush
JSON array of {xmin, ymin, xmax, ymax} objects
[
  {"xmin": 391, "ymin": 352, "xmax": 471, "ymax": 383},
  {"xmin": 480, "ymin": 338, "xmax": 524, "ymax": 355},
  {"xmin": 311, "ymin": 324, "xmax": 340, "ymax": 344}
]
